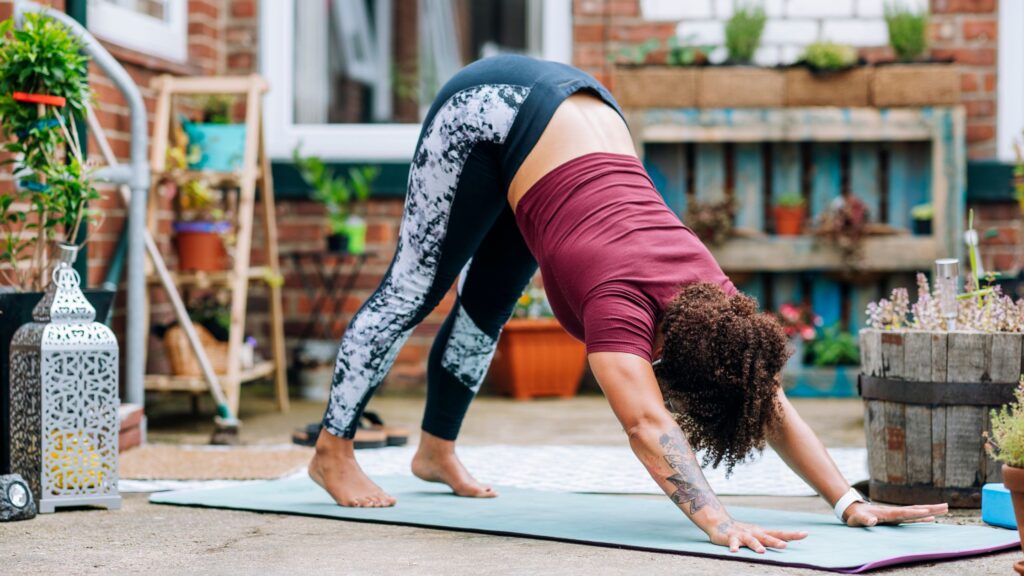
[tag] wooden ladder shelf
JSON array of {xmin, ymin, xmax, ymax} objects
[{"xmin": 144, "ymin": 74, "xmax": 288, "ymax": 414}]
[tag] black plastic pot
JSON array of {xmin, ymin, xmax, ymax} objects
[
  {"xmin": 912, "ymin": 218, "xmax": 932, "ymax": 236},
  {"xmin": 326, "ymin": 233, "xmax": 350, "ymax": 254},
  {"xmin": 0, "ymin": 290, "xmax": 115, "ymax": 474}
]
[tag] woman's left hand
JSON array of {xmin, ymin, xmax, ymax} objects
[{"xmin": 844, "ymin": 502, "xmax": 948, "ymax": 527}]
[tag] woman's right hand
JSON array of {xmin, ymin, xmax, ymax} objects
[{"xmin": 706, "ymin": 517, "xmax": 808, "ymax": 553}]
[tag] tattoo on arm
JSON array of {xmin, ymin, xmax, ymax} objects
[{"xmin": 659, "ymin": 429, "xmax": 721, "ymax": 516}]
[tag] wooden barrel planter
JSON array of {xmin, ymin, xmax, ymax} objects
[{"xmin": 859, "ymin": 329, "xmax": 1020, "ymax": 508}]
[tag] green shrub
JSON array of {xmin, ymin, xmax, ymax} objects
[
  {"xmin": 293, "ymin": 145, "xmax": 378, "ymax": 233},
  {"xmin": 775, "ymin": 193, "xmax": 805, "ymax": 208},
  {"xmin": 724, "ymin": 2, "xmax": 766, "ymax": 64},
  {"xmin": 808, "ymin": 324, "xmax": 860, "ymax": 366},
  {"xmin": 987, "ymin": 382, "xmax": 1024, "ymax": 468},
  {"xmin": 911, "ymin": 203, "xmax": 933, "ymax": 221},
  {"xmin": 802, "ymin": 42, "xmax": 858, "ymax": 71},
  {"xmin": 885, "ymin": 1, "xmax": 928, "ymax": 61}
]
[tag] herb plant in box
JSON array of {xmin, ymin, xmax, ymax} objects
[
  {"xmin": 700, "ymin": 2, "xmax": 783, "ymax": 108},
  {"xmin": 985, "ymin": 383, "xmax": 1024, "ymax": 573},
  {"xmin": 610, "ymin": 35, "xmax": 711, "ymax": 109},
  {"xmin": 785, "ymin": 42, "xmax": 870, "ymax": 107},
  {"xmin": 487, "ymin": 282, "xmax": 586, "ymax": 400},
  {"xmin": 773, "ymin": 193, "xmax": 806, "ymax": 236},
  {"xmin": 0, "ymin": 13, "xmax": 112, "ymax": 473},
  {"xmin": 872, "ymin": 2, "xmax": 959, "ymax": 107}
]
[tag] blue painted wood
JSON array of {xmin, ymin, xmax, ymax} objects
[
  {"xmin": 770, "ymin": 273, "xmax": 803, "ymax": 310},
  {"xmin": 643, "ymin": 144, "xmax": 688, "ymax": 216},
  {"xmin": 849, "ymin": 285, "xmax": 880, "ymax": 331},
  {"xmin": 734, "ymin": 143, "xmax": 764, "ymax": 231},
  {"xmin": 850, "ymin": 143, "xmax": 881, "ymax": 220},
  {"xmin": 811, "ymin": 143, "xmax": 842, "ymax": 219},
  {"xmin": 695, "ymin": 143, "xmax": 725, "ymax": 202},
  {"xmin": 811, "ymin": 276, "xmax": 843, "ymax": 328},
  {"xmin": 771, "ymin": 143, "xmax": 801, "ymax": 206},
  {"xmin": 736, "ymin": 273, "xmax": 764, "ymax": 304},
  {"xmin": 887, "ymin": 143, "xmax": 930, "ymax": 230}
]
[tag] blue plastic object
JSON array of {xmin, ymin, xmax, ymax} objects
[
  {"xmin": 983, "ymin": 483, "xmax": 1017, "ymax": 529},
  {"xmin": 183, "ymin": 123, "xmax": 246, "ymax": 172}
]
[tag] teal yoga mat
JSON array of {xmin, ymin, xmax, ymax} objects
[{"xmin": 150, "ymin": 475, "xmax": 1019, "ymax": 573}]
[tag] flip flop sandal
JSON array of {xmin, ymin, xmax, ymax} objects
[
  {"xmin": 361, "ymin": 411, "xmax": 410, "ymax": 447},
  {"xmin": 290, "ymin": 422, "xmax": 387, "ymax": 449}
]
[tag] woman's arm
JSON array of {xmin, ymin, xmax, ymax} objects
[
  {"xmin": 768, "ymin": 387, "xmax": 948, "ymax": 525},
  {"xmin": 589, "ymin": 352, "xmax": 807, "ymax": 553}
]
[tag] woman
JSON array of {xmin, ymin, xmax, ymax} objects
[{"xmin": 309, "ymin": 55, "xmax": 947, "ymax": 553}]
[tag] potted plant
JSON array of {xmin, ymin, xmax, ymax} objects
[
  {"xmin": 486, "ymin": 282, "xmax": 587, "ymax": 400},
  {"xmin": 611, "ymin": 35, "xmax": 712, "ymax": 108},
  {"xmin": 812, "ymin": 194, "xmax": 869, "ymax": 268},
  {"xmin": 785, "ymin": 42, "xmax": 871, "ymax": 107},
  {"xmin": 985, "ymin": 383, "xmax": 1024, "ymax": 574},
  {"xmin": 872, "ymin": 2, "xmax": 959, "ymax": 107},
  {"xmin": 911, "ymin": 203, "xmax": 933, "ymax": 235},
  {"xmin": 773, "ymin": 193, "xmax": 806, "ymax": 236},
  {"xmin": 860, "ymin": 273, "xmax": 1021, "ymax": 507},
  {"xmin": 171, "ymin": 177, "xmax": 230, "ymax": 271},
  {"xmin": 775, "ymin": 302, "xmax": 820, "ymax": 372},
  {"xmin": 0, "ymin": 13, "xmax": 112, "ymax": 473},
  {"xmin": 293, "ymin": 146, "xmax": 377, "ymax": 255},
  {"xmin": 789, "ymin": 323, "xmax": 860, "ymax": 397},
  {"xmin": 699, "ymin": 2, "xmax": 783, "ymax": 108},
  {"xmin": 683, "ymin": 198, "xmax": 734, "ymax": 246},
  {"xmin": 183, "ymin": 95, "xmax": 246, "ymax": 172}
]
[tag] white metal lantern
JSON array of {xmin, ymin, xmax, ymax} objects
[{"xmin": 9, "ymin": 245, "xmax": 121, "ymax": 513}]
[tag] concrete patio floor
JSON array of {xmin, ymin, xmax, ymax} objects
[{"xmin": 1, "ymin": 386, "xmax": 1019, "ymax": 575}]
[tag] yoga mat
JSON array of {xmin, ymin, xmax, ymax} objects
[{"xmin": 151, "ymin": 475, "xmax": 1019, "ymax": 573}]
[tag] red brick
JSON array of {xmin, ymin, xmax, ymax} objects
[
  {"xmin": 607, "ymin": 22, "xmax": 676, "ymax": 43},
  {"xmin": 966, "ymin": 122, "xmax": 995, "ymax": 142},
  {"xmin": 931, "ymin": 0, "xmax": 996, "ymax": 13},
  {"xmin": 188, "ymin": 0, "xmax": 219, "ymax": 19},
  {"xmin": 990, "ymin": 252, "xmax": 1019, "ymax": 273},
  {"xmin": 232, "ymin": 0, "xmax": 256, "ymax": 18},
  {"xmin": 396, "ymin": 343, "xmax": 429, "ymax": 365},
  {"xmin": 962, "ymin": 20, "xmax": 997, "ymax": 41},
  {"xmin": 574, "ymin": 0, "xmax": 607, "ymax": 16},
  {"xmin": 574, "ymin": 23, "xmax": 606, "ymax": 43},
  {"xmin": 970, "ymin": 202, "xmax": 1023, "ymax": 221},
  {"xmin": 574, "ymin": 44, "xmax": 608, "ymax": 68},
  {"xmin": 366, "ymin": 222, "xmax": 394, "ymax": 243},
  {"xmin": 964, "ymin": 99, "xmax": 995, "ymax": 117},
  {"xmin": 984, "ymin": 73, "xmax": 996, "ymax": 92},
  {"xmin": 931, "ymin": 47, "xmax": 995, "ymax": 66},
  {"xmin": 960, "ymin": 72, "xmax": 979, "ymax": 92},
  {"xmin": 227, "ymin": 52, "xmax": 253, "ymax": 71}
]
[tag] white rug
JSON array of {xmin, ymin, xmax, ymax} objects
[{"xmin": 122, "ymin": 444, "xmax": 867, "ymax": 497}]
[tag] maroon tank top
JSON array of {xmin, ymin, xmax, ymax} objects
[{"xmin": 514, "ymin": 153, "xmax": 736, "ymax": 362}]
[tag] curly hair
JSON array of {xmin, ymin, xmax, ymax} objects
[{"xmin": 654, "ymin": 282, "xmax": 789, "ymax": 474}]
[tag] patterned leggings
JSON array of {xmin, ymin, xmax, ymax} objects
[{"xmin": 321, "ymin": 56, "xmax": 619, "ymax": 440}]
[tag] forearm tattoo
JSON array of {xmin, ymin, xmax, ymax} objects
[{"xmin": 660, "ymin": 429, "xmax": 721, "ymax": 516}]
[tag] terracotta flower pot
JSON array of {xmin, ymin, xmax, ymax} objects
[
  {"xmin": 487, "ymin": 318, "xmax": 586, "ymax": 400},
  {"xmin": 1002, "ymin": 465, "xmax": 1024, "ymax": 574},
  {"xmin": 773, "ymin": 205, "xmax": 806, "ymax": 236},
  {"xmin": 173, "ymin": 221, "xmax": 229, "ymax": 271}
]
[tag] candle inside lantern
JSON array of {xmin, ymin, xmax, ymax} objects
[
  {"xmin": 935, "ymin": 258, "xmax": 959, "ymax": 331},
  {"xmin": 48, "ymin": 430, "xmax": 106, "ymax": 491}
]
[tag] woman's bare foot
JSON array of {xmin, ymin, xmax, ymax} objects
[
  {"xmin": 308, "ymin": 428, "xmax": 396, "ymax": 507},
  {"xmin": 411, "ymin": 431, "xmax": 496, "ymax": 498}
]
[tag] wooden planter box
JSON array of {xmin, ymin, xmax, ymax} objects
[
  {"xmin": 871, "ymin": 64, "xmax": 960, "ymax": 107},
  {"xmin": 698, "ymin": 67, "xmax": 785, "ymax": 108},
  {"xmin": 487, "ymin": 318, "xmax": 586, "ymax": 400},
  {"xmin": 612, "ymin": 66, "xmax": 697, "ymax": 108},
  {"xmin": 859, "ymin": 329, "xmax": 1019, "ymax": 508},
  {"xmin": 784, "ymin": 67, "xmax": 872, "ymax": 107}
]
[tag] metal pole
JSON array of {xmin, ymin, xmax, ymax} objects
[{"xmin": 15, "ymin": 1, "xmax": 150, "ymax": 407}]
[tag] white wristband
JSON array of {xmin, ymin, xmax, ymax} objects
[{"xmin": 833, "ymin": 488, "xmax": 866, "ymax": 522}]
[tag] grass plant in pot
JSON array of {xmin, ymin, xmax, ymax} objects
[
  {"xmin": 0, "ymin": 13, "xmax": 111, "ymax": 472},
  {"xmin": 773, "ymin": 193, "xmax": 806, "ymax": 236},
  {"xmin": 985, "ymin": 383, "xmax": 1024, "ymax": 574},
  {"xmin": 785, "ymin": 42, "xmax": 870, "ymax": 107},
  {"xmin": 872, "ymin": 2, "xmax": 959, "ymax": 107},
  {"xmin": 293, "ymin": 146, "xmax": 377, "ymax": 255},
  {"xmin": 699, "ymin": 2, "xmax": 783, "ymax": 108},
  {"xmin": 486, "ymin": 281, "xmax": 586, "ymax": 400},
  {"xmin": 911, "ymin": 203, "xmax": 933, "ymax": 236}
]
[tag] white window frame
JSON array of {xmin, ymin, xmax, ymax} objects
[
  {"xmin": 87, "ymin": 0, "xmax": 188, "ymax": 63},
  {"xmin": 998, "ymin": 0, "xmax": 1024, "ymax": 161},
  {"xmin": 261, "ymin": 0, "xmax": 573, "ymax": 162}
]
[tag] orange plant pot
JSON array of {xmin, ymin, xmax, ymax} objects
[
  {"xmin": 1002, "ymin": 465, "xmax": 1024, "ymax": 574},
  {"xmin": 174, "ymin": 221, "xmax": 228, "ymax": 271},
  {"xmin": 488, "ymin": 318, "xmax": 587, "ymax": 400},
  {"xmin": 773, "ymin": 206, "xmax": 806, "ymax": 236}
]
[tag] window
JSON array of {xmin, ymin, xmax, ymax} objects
[
  {"xmin": 88, "ymin": 0, "xmax": 188, "ymax": 62},
  {"xmin": 998, "ymin": 0, "xmax": 1024, "ymax": 161},
  {"xmin": 262, "ymin": 0, "xmax": 572, "ymax": 161}
]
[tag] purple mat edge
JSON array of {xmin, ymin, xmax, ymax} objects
[{"xmin": 844, "ymin": 541, "xmax": 1021, "ymax": 573}]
